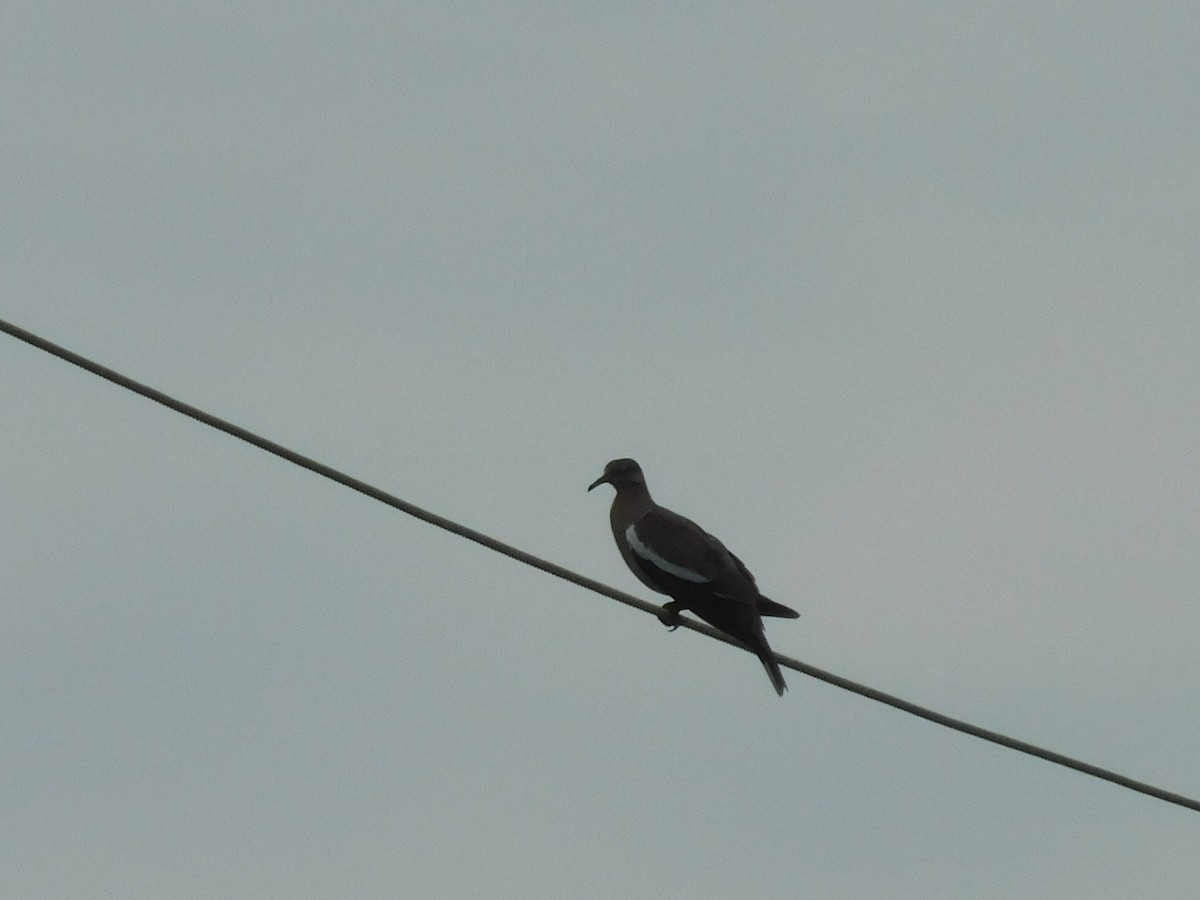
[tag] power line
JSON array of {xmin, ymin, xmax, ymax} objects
[{"xmin": 3, "ymin": 315, "xmax": 1197, "ymax": 815}]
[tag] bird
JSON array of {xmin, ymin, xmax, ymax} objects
[{"xmin": 588, "ymin": 457, "xmax": 798, "ymax": 695}]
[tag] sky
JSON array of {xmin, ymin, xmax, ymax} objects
[{"xmin": 3, "ymin": 2, "xmax": 1200, "ymax": 897}]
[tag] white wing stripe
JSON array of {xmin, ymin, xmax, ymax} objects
[{"xmin": 625, "ymin": 524, "xmax": 710, "ymax": 583}]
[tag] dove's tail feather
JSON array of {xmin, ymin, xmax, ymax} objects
[
  {"xmin": 756, "ymin": 595, "xmax": 800, "ymax": 619},
  {"xmin": 755, "ymin": 637, "xmax": 787, "ymax": 696}
]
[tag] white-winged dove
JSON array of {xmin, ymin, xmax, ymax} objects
[{"xmin": 588, "ymin": 458, "xmax": 798, "ymax": 695}]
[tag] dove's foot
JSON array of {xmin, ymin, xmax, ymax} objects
[{"xmin": 657, "ymin": 602, "xmax": 685, "ymax": 631}]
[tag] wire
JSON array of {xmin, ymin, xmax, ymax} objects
[{"xmin": 3, "ymin": 316, "xmax": 1198, "ymax": 814}]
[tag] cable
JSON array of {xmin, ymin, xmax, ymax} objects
[{"xmin": 3, "ymin": 316, "xmax": 1198, "ymax": 814}]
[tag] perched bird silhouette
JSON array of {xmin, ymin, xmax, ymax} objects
[{"xmin": 588, "ymin": 457, "xmax": 798, "ymax": 695}]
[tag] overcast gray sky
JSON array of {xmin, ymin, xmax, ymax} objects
[{"xmin": 4, "ymin": 3, "xmax": 1200, "ymax": 897}]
